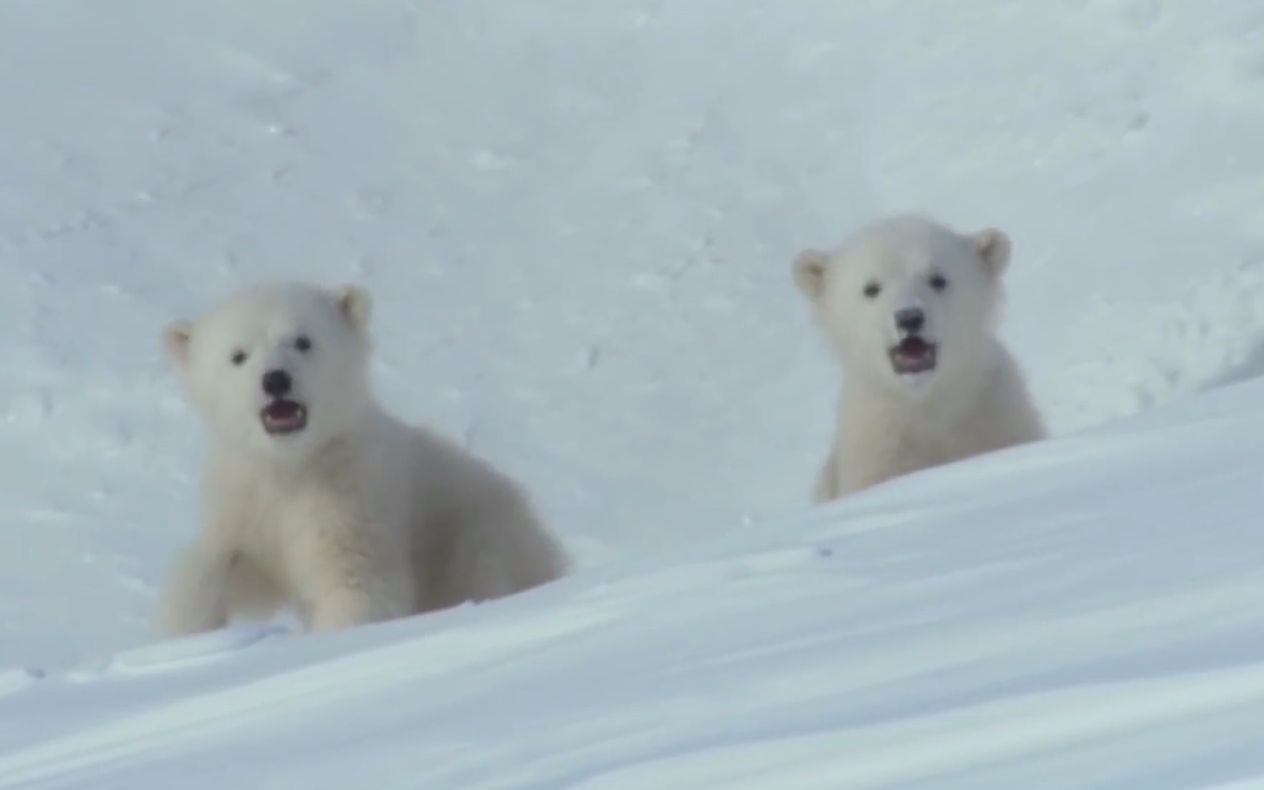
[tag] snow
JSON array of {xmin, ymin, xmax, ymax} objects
[{"xmin": 3, "ymin": 0, "xmax": 1264, "ymax": 786}]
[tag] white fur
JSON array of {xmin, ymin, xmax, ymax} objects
[
  {"xmin": 794, "ymin": 214, "xmax": 1046, "ymax": 501},
  {"xmin": 157, "ymin": 281, "xmax": 569, "ymax": 636}
]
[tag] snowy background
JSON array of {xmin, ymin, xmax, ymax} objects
[{"xmin": 3, "ymin": 1, "xmax": 1264, "ymax": 786}]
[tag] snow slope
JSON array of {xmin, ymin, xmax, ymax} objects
[
  {"xmin": 3, "ymin": 0, "xmax": 1264, "ymax": 786},
  {"xmin": 5, "ymin": 383, "xmax": 1264, "ymax": 788}
]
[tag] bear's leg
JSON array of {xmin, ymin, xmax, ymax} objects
[
  {"xmin": 424, "ymin": 492, "xmax": 569, "ymax": 610},
  {"xmin": 154, "ymin": 535, "xmax": 235, "ymax": 637},
  {"xmin": 812, "ymin": 448, "xmax": 841, "ymax": 504},
  {"xmin": 222, "ymin": 554, "xmax": 288, "ymax": 623},
  {"xmin": 287, "ymin": 527, "xmax": 408, "ymax": 632}
]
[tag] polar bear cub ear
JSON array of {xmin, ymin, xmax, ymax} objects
[
  {"xmin": 973, "ymin": 228, "xmax": 1012, "ymax": 279},
  {"xmin": 792, "ymin": 249, "xmax": 830, "ymax": 302},
  {"xmin": 333, "ymin": 284, "xmax": 373, "ymax": 332},
  {"xmin": 163, "ymin": 320, "xmax": 194, "ymax": 366}
]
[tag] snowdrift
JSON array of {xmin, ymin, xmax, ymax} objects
[{"xmin": 3, "ymin": 379, "xmax": 1264, "ymax": 787}]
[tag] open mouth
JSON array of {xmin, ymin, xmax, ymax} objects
[
  {"xmin": 889, "ymin": 337, "xmax": 938, "ymax": 375},
  {"xmin": 260, "ymin": 399, "xmax": 308, "ymax": 435}
]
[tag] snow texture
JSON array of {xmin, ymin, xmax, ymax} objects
[{"xmin": 3, "ymin": 0, "xmax": 1264, "ymax": 787}]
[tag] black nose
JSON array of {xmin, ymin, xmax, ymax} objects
[
  {"xmin": 895, "ymin": 308, "xmax": 925, "ymax": 334},
  {"xmin": 261, "ymin": 369, "xmax": 292, "ymax": 397}
]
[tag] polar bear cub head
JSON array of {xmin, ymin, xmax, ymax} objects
[
  {"xmin": 164, "ymin": 281, "xmax": 375, "ymax": 461},
  {"xmin": 793, "ymin": 214, "xmax": 1011, "ymax": 396}
]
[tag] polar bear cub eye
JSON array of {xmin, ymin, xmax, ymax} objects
[
  {"xmin": 929, "ymin": 272, "xmax": 948, "ymax": 292},
  {"xmin": 295, "ymin": 335, "xmax": 313, "ymax": 353},
  {"xmin": 231, "ymin": 349, "xmax": 248, "ymax": 366},
  {"xmin": 862, "ymin": 281, "xmax": 882, "ymax": 299}
]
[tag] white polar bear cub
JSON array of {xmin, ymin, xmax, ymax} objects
[
  {"xmin": 794, "ymin": 214, "xmax": 1046, "ymax": 502},
  {"xmin": 157, "ymin": 281, "xmax": 570, "ymax": 636}
]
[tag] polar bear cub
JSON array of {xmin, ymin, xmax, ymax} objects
[
  {"xmin": 157, "ymin": 281, "xmax": 570, "ymax": 636},
  {"xmin": 793, "ymin": 214, "xmax": 1046, "ymax": 502}
]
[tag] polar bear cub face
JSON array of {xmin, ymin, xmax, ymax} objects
[
  {"xmin": 794, "ymin": 214, "xmax": 1011, "ymax": 395},
  {"xmin": 164, "ymin": 282, "xmax": 374, "ymax": 460}
]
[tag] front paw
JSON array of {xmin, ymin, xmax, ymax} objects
[
  {"xmin": 154, "ymin": 596, "xmax": 225, "ymax": 638},
  {"xmin": 307, "ymin": 588, "xmax": 402, "ymax": 632}
]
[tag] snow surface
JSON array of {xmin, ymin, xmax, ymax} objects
[{"xmin": 3, "ymin": 0, "xmax": 1264, "ymax": 786}]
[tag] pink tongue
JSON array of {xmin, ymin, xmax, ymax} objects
[{"xmin": 267, "ymin": 402, "xmax": 299, "ymax": 419}]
